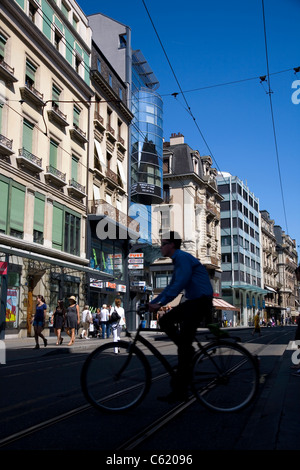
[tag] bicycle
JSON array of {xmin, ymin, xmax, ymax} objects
[{"xmin": 80, "ymin": 306, "xmax": 260, "ymax": 413}]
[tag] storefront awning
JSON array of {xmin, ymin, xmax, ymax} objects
[
  {"xmin": 213, "ymin": 298, "xmax": 240, "ymax": 311},
  {"xmin": 265, "ymin": 285, "xmax": 277, "ymax": 293}
]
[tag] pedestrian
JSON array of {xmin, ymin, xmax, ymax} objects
[
  {"xmin": 31, "ymin": 295, "xmax": 48, "ymax": 349},
  {"xmin": 100, "ymin": 304, "xmax": 110, "ymax": 339},
  {"xmin": 149, "ymin": 231, "xmax": 213, "ymax": 403},
  {"xmin": 65, "ymin": 296, "xmax": 80, "ymax": 346},
  {"xmin": 53, "ymin": 300, "xmax": 65, "ymax": 345},
  {"xmin": 81, "ymin": 304, "xmax": 92, "ymax": 339},
  {"xmin": 109, "ymin": 298, "xmax": 126, "ymax": 353},
  {"xmin": 252, "ymin": 310, "xmax": 262, "ymax": 337}
]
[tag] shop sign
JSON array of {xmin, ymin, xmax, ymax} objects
[{"xmin": 0, "ymin": 262, "xmax": 7, "ymax": 276}]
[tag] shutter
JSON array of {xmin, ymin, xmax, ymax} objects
[
  {"xmin": 10, "ymin": 185, "xmax": 25, "ymax": 232},
  {"xmin": 52, "ymin": 85, "xmax": 61, "ymax": 103},
  {"xmin": 52, "ymin": 204, "xmax": 63, "ymax": 250},
  {"xmin": 33, "ymin": 193, "xmax": 45, "ymax": 232},
  {"xmin": 73, "ymin": 106, "xmax": 80, "ymax": 126},
  {"xmin": 49, "ymin": 140, "xmax": 58, "ymax": 167},
  {"xmin": 0, "ymin": 34, "xmax": 6, "ymax": 58},
  {"xmin": 0, "ymin": 178, "xmax": 9, "ymax": 232},
  {"xmin": 71, "ymin": 155, "xmax": 78, "ymax": 180},
  {"xmin": 23, "ymin": 119, "xmax": 33, "ymax": 152}
]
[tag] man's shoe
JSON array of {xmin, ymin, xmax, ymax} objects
[{"xmin": 157, "ymin": 391, "xmax": 188, "ymax": 404}]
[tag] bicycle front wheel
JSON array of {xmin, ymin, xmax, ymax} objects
[
  {"xmin": 81, "ymin": 341, "xmax": 151, "ymax": 413},
  {"xmin": 191, "ymin": 340, "xmax": 259, "ymax": 412}
]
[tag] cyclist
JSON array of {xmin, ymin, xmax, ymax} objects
[{"xmin": 149, "ymin": 231, "xmax": 213, "ymax": 403}]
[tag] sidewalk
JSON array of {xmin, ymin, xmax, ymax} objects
[{"xmin": 2, "ymin": 332, "xmax": 109, "ymax": 362}]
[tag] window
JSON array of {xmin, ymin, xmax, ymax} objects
[
  {"xmin": 52, "ymin": 203, "xmax": 81, "ymax": 256},
  {"xmin": 52, "ymin": 84, "xmax": 61, "ymax": 109},
  {"xmin": 73, "ymin": 105, "xmax": 81, "ymax": 127},
  {"xmin": 119, "ymin": 34, "xmax": 127, "ymax": 49},
  {"xmin": 109, "ymin": 74, "xmax": 112, "ymax": 87},
  {"xmin": 33, "ymin": 193, "xmax": 45, "ymax": 244},
  {"xmin": 71, "ymin": 155, "xmax": 78, "ymax": 181},
  {"xmin": 25, "ymin": 59, "xmax": 37, "ymax": 88},
  {"xmin": 0, "ymin": 33, "xmax": 6, "ymax": 61},
  {"xmin": 49, "ymin": 139, "xmax": 58, "ymax": 168},
  {"xmin": 54, "ymin": 29, "xmax": 62, "ymax": 51},
  {"xmin": 97, "ymin": 59, "xmax": 101, "ymax": 73},
  {"xmin": 29, "ymin": 1, "xmax": 38, "ymax": 23},
  {"xmin": 0, "ymin": 176, "xmax": 25, "ymax": 238},
  {"xmin": 61, "ymin": 2, "xmax": 70, "ymax": 19},
  {"xmin": 23, "ymin": 119, "xmax": 34, "ymax": 153},
  {"xmin": 163, "ymin": 157, "xmax": 170, "ymax": 174},
  {"xmin": 119, "ymin": 88, "xmax": 123, "ymax": 100}
]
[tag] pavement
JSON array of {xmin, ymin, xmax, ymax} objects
[{"xmin": 1, "ymin": 329, "xmax": 300, "ymax": 450}]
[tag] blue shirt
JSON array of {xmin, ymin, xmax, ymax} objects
[
  {"xmin": 151, "ymin": 249, "xmax": 213, "ymax": 306},
  {"xmin": 35, "ymin": 303, "xmax": 47, "ymax": 321}
]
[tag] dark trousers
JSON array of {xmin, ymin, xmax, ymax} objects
[{"xmin": 159, "ymin": 296, "xmax": 212, "ymax": 393}]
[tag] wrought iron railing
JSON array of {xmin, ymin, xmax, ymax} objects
[
  {"xmin": 68, "ymin": 178, "xmax": 85, "ymax": 193},
  {"xmin": 46, "ymin": 164, "xmax": 66, "ymax": 181},
  {"xmin": 18, "ymin": 147, "xmax": 42, "ymax": 167},
  {"xmin": 0, "ymin": 133, "xmax": 13, "ymax": 150}
]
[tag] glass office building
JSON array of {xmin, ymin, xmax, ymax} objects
[{"xmin": 129, "ymin": 50, "xmax": 163, "ymax": 242}]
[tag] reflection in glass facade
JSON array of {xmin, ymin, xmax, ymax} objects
[{"xmin": 130, "ymin": 50, "xmax": 163, "ymax": 242}]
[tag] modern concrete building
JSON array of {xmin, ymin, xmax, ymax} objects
[{"xmin": 216, "ymin": 172, "xmax": 268, "ymax": 326}]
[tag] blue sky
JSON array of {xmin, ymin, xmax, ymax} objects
[{"xmin": 79, "ymin": 0, "xmax": 299, "ymax": 253}]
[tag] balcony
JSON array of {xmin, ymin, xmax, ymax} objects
[
  {"xmin": 94, "ymin": 111, "xmax": 105, "ymax": 132},
  {"xmin": 69, "ymin": 123, "xmax": 88, "ymax": 145},
  {"xmin": 106, "ymin": 167, "xmax": 120, "ymax": 187},
  {"xmin": 67, "ymin": 178, "xmax": 86, "ymax": 199},
  {"xmin": 88, "ymin": 199, "xmax": 140, "ymax": 234},
  {"xmin": 17, "ymin": 147, "xmax": 43, "ymax": 174},
  {"xmin": 44, "ymin": 165, "xmax": 66, "ymax": 187},
  {"xmin": 0, "ymin": 134, "xmax": 14, "ymax": 157},
  {"xmin": 19, "ymin": 83, "xmax": 44, "ymax": 108},
  {"xmin": 106, "ymin": 124, "xmax": 116, "ymax": 144},
  {"xmin": 116, "ymin": 134, "xmax": 126, "ymax": 153},
  {"xmin": 47, "ymin": 104, "xmax": 69, "ymax": 128},
  {"xmin": 0, "ymin": 58, "xmax": 18, "ymax": 83}
]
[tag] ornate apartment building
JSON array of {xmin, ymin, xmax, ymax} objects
[
  {"xmin": 151, "ymin": 133, "xmax": 222, "ymax": 311},
  {"xmin": 0, "ymin": 0, "xmax": 106, "ymax": 337},
  {"xmin": 274, "ymin": 225, "xmax": 299, "ymax": 320},
  {"xmin": 260, "ymin": 210, "xmax": 281, "ymax": 320}
]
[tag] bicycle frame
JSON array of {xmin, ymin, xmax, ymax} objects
[{"xmin": 125, "ymin": 324, "xmax": 176, "ymax": 377}]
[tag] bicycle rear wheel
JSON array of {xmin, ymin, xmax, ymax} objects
[
  {"xmin": 191, "ymin": 340, "xmax": 259, "ymax": 412},
  {"xmin": 81, "ymin": 341, "xmax": 151, "ymax": 413}
]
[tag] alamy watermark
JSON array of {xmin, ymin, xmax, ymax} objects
[
  {"xmin": 0, "ymin": 340, "xmax": 6, "ymax": 364},
  {"xmin": 291, "ymin": 80, "xmax": 300, "ymax": 104},
  {"xmin": 291, "ymin": 340, "xmax": 300, "ymax": 365}
]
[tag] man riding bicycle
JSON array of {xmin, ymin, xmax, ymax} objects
[{"xmin": 149, "ymin": 231, "xmax": 213, "ymax": 403}]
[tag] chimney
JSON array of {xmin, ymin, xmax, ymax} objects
[{"xmin": 170, "ymin": 132, "xmax": 184, "ymax": 145}]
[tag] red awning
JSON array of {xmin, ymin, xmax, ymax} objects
[{"xmin": 213, "ymin": 298, "xmax": 240, "ymax": 311}]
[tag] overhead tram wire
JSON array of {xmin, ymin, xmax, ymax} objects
[{"xmin": 261, "ymin": 0, "xmax": 289, "ymax": 235}]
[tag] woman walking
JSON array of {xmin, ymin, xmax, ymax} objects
[
  {"xmin": 32, "ymin": 295, "xmax": 47, "ymax": 349},
  {"xmin": 65, "ymin": 296, "xmax": 80, "ymax": 346},
  {"xmin": 53, "ymin": 300, "xmax": 65, "ymax": 345}
]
